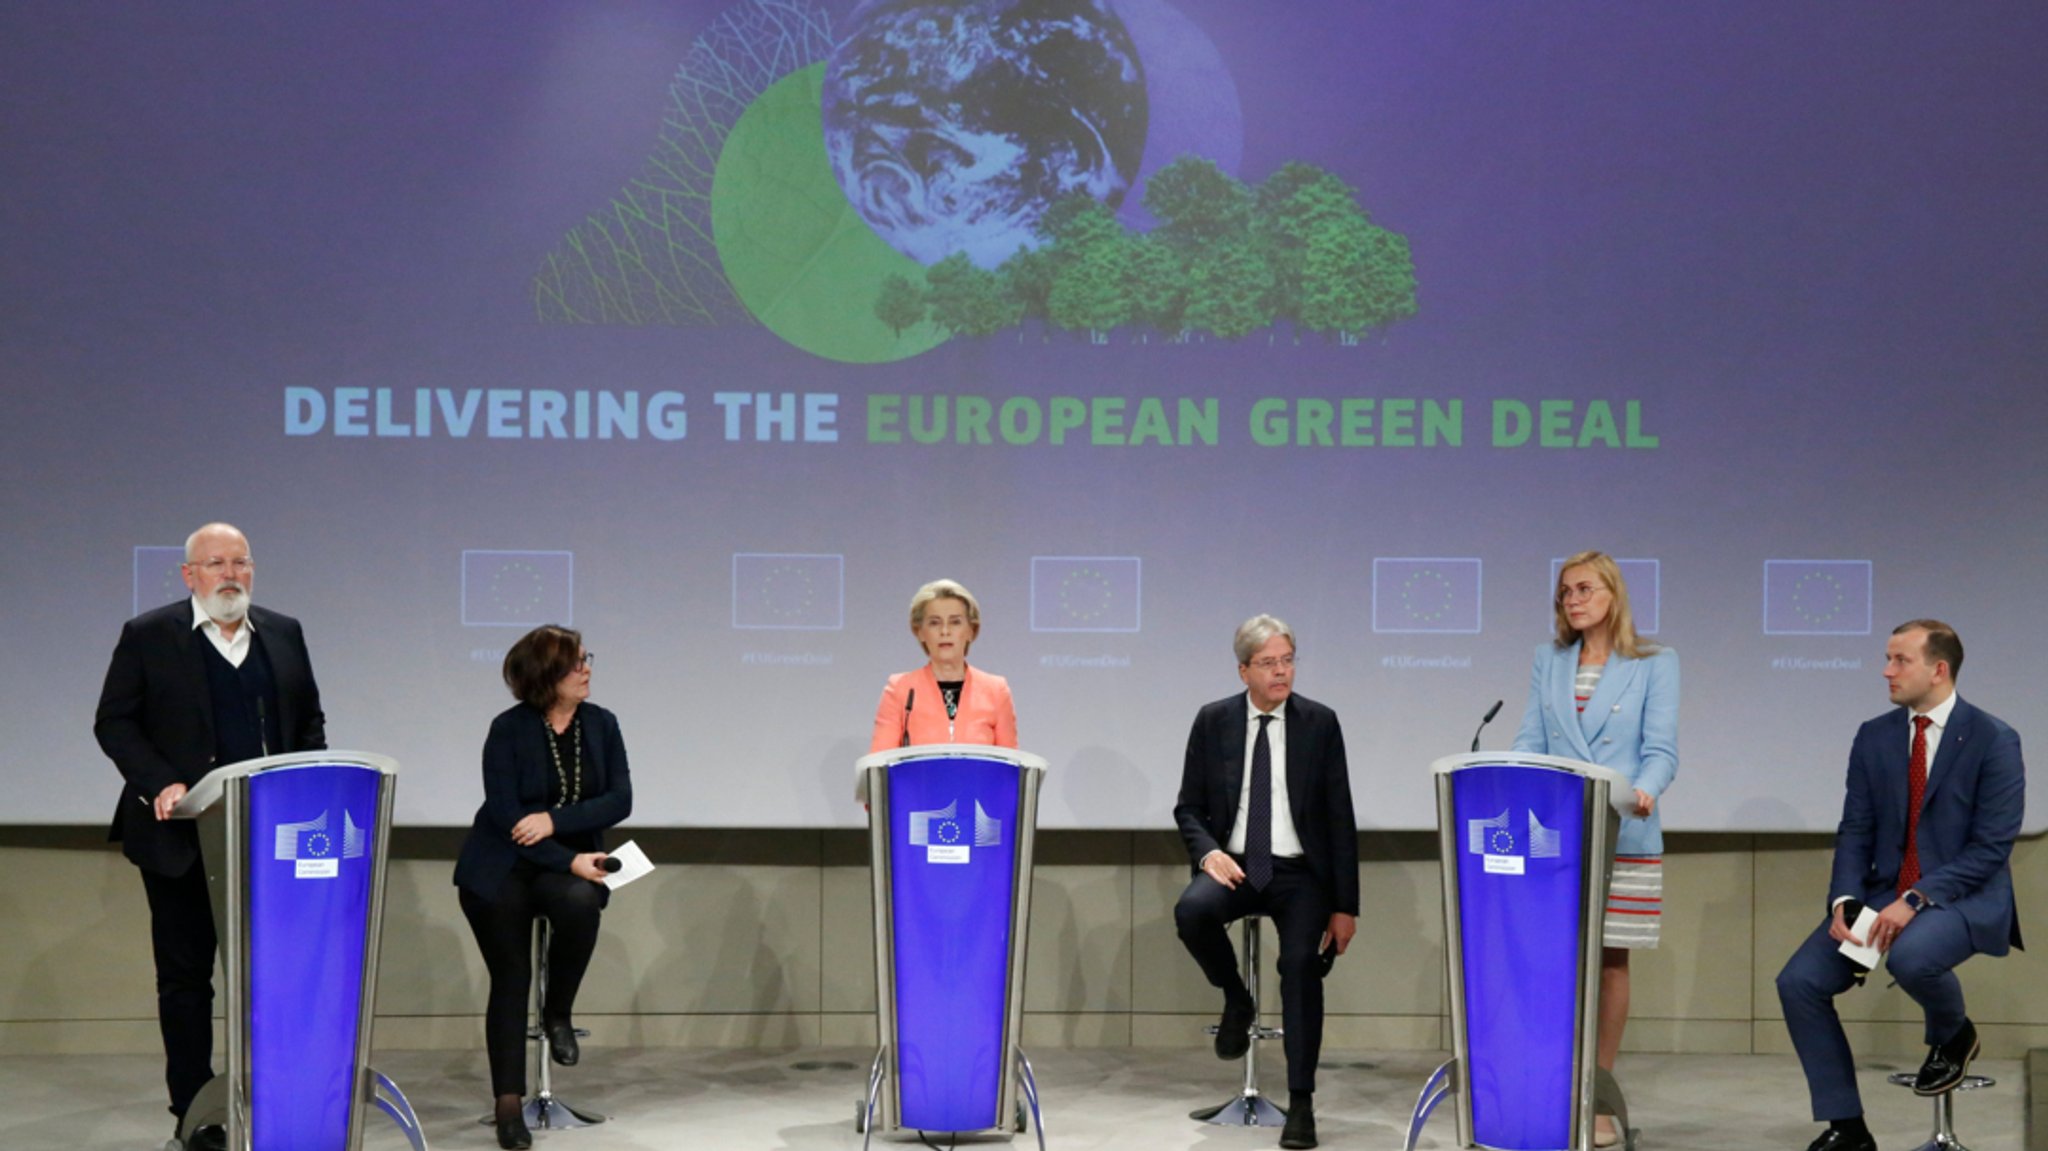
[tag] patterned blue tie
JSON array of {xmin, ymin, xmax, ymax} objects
[{"xmin": 1246, "ymin": 714, "xmax": 1274, "ymax": 891}]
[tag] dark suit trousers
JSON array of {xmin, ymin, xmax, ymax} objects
[
  {"xmin": 459, "ymin": 866, "xmax": 604, "ymax": 1098},
  {"xmin": 1776, "ymin": 906, "xmax": 1975, "ymax": 1120},
  {"xmin": 139, "ymin": 861, "xmax": 218, "ymax": 1116},
  {"xmin": 1174, "ymin": 857, "xmax": 1332, "ymax": 1094}
]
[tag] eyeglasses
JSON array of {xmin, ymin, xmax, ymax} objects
[
  {"xmin": 1557, "ymin": 583, "xmax": 1607, "ymax": 604},
  {"xmin": 1246, "ymin": 655, "xmax": 1297, "ymax": 672},
  {"xmin": 189, "ymin": 558, "xmax": 254, "ymax": 574},
  {"xmin": 577, "ymin": 651, "xmax": 596, "ymax": 668}
]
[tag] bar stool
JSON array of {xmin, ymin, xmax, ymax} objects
[
  {"xmin": 1884, "ymin": 1071, "xmax": 1994, "ymax": 1151},
  {"xmin": 478, "ymin": 918, "xmax": 607, "ymax": 1133},
  {"xmin": 1190, "ymin": 915, "xmax": 1287, "ymax": 1127}
]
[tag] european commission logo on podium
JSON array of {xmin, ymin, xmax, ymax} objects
[
  {"xmin": 462, "ymin": 550, "xmax": 574, "ymax": 627},
  {"xmin": 907, "ymin": 799, "xmax": 1002, "ymax": 865},
  {"xmin": 731, "ymin": 553, "xmax": 845, "ymax": 630},
  {"xmin": 273, "ymin": 809, "xmax": 367, "ymax": 879},
  {"xmin": 1763, "ymin": 559, "xmax": 1872, "ymax": 636},
  {"xmin": 1372, "ymin": 558, "xmax": 1483, "ymax": 634},
  {"xmin": 1467, "ymin": 807, "xmax": 1561, "ymax": 875}
]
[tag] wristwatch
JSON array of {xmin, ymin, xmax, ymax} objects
[{"xmin": 1902, "ymin": 889, "xmax": 1931, "ymax": 912}]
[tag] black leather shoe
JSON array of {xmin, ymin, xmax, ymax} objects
[
  {"xmin": 1803, "ymin": 1126, "xmax": 1876, "ymax": 1151},
  {"xmin": 495, "ymin": 1113, "xmax": 533, "ymax": 1149},
  {"xmin": 544, "ymin": 1016, "xmax": 581, "ymax": 1066},
  {"xmin": 1213, "ymin": 995, "xmax": 1254, "ymax": 1060},
  {"xmin": 1279, "ymin": 1091, "xmax": 1317, "ymax": 1149},
  {"xmin": 186, "ymin": 1125, "xmax": 227, "ymax": 1151},
  {"xmin": 1914, "ymin": 1017, "xmax": 1978, "ymax": 1095}
]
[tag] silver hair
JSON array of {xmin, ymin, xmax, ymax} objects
[
  {"xmin": 1232, "ymin": 614, "xmax": 1295, "ymax": 665},
  {"xmin": 184, "ymin": 521, "xmax": 249, "ymax": 562}
]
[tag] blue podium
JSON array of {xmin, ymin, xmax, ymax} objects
[
  {"xmin": 1406, "ymin": 752, "xmax": 1635, "ymax": 1151},
  {"xmin": 855, "ymin": 745, "xmax": 1048, "ymax": 1147},
  {"xmin": 171, "ymin": 751, "xmax": 426, "ymax": 1151}
]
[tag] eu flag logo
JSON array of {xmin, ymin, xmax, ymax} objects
[
  {"xmin": 1373, "ymin": 558, "xmax": 1483, "ymax": 634},
  {"xmin": 1550, "ymin": 558, "xmax": 1660, "ymax": 634},
  {"xmin": 1764, "ymin": 560, "xmax": 1872, "ymax": 635},
  {"xmin": 461, "ymin": 550, "xmax": 574, "ymax": 627},
  {"xmin": 132, "ymin": 546, "xmax": 189, "ymax": 616},
  {"xmin": 1030, "ymin": 556, "xmax": 1141, "ymax": 633},
  {"xmin": 732, "ymin": 553, "xmax": 844, "ymax": 630}
]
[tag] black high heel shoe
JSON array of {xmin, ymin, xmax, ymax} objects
[
  {"xmin": 495, "ymin": 1111, "xmax": 532, "ymax": 1149},
  {"xmin": 543, "ymin": 1016, "xmax": 581, "ymax": 1066}
]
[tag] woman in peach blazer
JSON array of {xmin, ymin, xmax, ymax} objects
[{"xmin": 869, "ymin": 578, "xmax": 1018, "ymax": 752}]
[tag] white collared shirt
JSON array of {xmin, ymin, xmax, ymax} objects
[
  {"xmin": 1225, "ymin": 693, "xmax": 1306, "ymax": 858},
  {"xmin": 191, "ymin": 595, "xmax": 255, "ymax": 667},
  {"xmin": 1907, "ymin": 691, "xmax": 1958, "ymax": 784}
]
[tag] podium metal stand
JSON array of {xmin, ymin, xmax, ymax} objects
[
  {"xmin": 171, "ymin": 751, "xmax": 426, "ymax": 1151},
  {"xmin": 855, "ymin": 744, "xmax": 1047, "ymax": 1148},
  {"xmin": 1406, "ymin": 752, "xmax": 1634, "ymax": 1151}
]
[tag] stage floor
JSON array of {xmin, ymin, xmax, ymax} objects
[{"xmin": 19, "ymin": 1046, "xmax": 2022, "ymax": 1150}]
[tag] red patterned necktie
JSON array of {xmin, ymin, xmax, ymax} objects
[{"xmin": 1898, "ymin": 715, "xmax": 1933, "ymax": 895}]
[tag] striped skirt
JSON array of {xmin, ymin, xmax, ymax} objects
[{"xmin": 1604, "ymin": 855, "xmax": 1663, "ymax": 949}]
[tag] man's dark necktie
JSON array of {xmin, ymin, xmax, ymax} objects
[
  {"xmin": 1898, "ymin": 714, "xmax": 1932, "ymax": 895},
  {"xmin": 1246, "ymin": 714, "xmax": 1274, "ymax": 891}
]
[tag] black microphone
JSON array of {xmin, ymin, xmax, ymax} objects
[
  {"xmin": 1470, "ymin": 699, "xmax": 1504, "ymax": 753},
  {"xmin": 256, "ymin": 697, "xmax": 270, "ymax": 758},
  {"xmin": 899, "ymin": 688, "xmax": 916, "ymax": 748},
  {"xmin": 599, "ymin": 856, "xmax": 623, "ymax": 874}
]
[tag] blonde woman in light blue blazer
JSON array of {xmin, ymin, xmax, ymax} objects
[{"xmin": 1512, "ymin": 550, "xmax": 1678, "ymax": 1147}]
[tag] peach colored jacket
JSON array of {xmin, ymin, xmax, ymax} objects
[{"xmin": 868, "ymin": 664, "xmax": 1018, "ymax": 753}]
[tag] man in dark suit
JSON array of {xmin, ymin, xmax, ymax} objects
[
  {"xmin": 1174, "ymin": 614, "xmax": 1359, "ymax": 1150},
  {"xmin": 1777, "ymin": 619, "xmax": 2024, "ymax": 1151},
  {"xmin": 94, "ymin": 523, "xmax": 326, "ymax": 1148}
]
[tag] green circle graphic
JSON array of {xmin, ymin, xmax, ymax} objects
[{"xmin": 712, "ymin": 64, "xmax": 947, "ymax": 364}]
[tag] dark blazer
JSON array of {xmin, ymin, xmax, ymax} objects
[
  {"xmin": 1830, "ymin": 696, "xmax": 2025, "ymax": 955},
  {"xmin": 94, "ymin": 600, "xmax": 326, "ymax": 876},
  {"xmin": 1173, "ymin": 692, "xmax": 1360, "ymax": 917},
  {"xmin": 454, "ymin": 701, "xmax": 633, "ymax": 902}
]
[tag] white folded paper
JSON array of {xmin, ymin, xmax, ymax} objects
[
  {"xmin": 602, "ymin": 839, "xmax": 655, "ymax": 890},
  {"xmin": 1836, "ymin": 905, "xmax": 1882, "ymax": 971}
]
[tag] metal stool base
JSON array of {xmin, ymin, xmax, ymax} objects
[
  {"xmin": 1190, "ymin": 1092, "xmax": 1288, "ymax": 1127},
  {"xmin": 1193, "ymin": 916, "xmax": 1288, "ymax": 1128},
  {"xmin": 1885, "ymin": 1072, "xmax": 1994, "ymax": 1151}
]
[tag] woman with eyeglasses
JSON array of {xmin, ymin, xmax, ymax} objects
[
  {"xmin": 869, "ymin": 579, "xmax": 1017, "ymax": 752},
  {"xmin": 454, "ymin": 625, "xmax": 632, "ymax": 1149},
  {"xmin": 1511, "ymin": 551, "xmax": 1678, "ymax": 1147}
]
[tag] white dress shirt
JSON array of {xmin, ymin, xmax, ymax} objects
[{"xmin": 1225, "ymin": 693, "xmax": 1306, "ymax": 858}]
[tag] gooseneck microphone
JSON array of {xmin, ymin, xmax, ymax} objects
[
  {"xmin": 899, "ymin": 688, "xmax": 916, "ymax": 748},
  {"xmin": 1470, "ymin": 699, "xmax": 1504, "ymax": 753}
]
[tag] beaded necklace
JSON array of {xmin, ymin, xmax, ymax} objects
[{"xmin": 544, "ymin": 712, "xmax": 583, "ymax": 807}]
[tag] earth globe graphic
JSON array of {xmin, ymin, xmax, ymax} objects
[{"xmin": 821, "ymin": 0, "xmax": 1149, "ymax": 270}]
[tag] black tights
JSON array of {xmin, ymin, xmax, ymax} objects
[{"xmin": 459, "ymin": 868, "xmax": 603, "ymax": 1098}]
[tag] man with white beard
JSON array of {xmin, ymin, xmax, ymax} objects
[{"xmin": 95, "ymin": 522, "xmax": 327, "ymax": 1151}]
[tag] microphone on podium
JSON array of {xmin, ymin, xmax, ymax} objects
[
  {"xmin": 1470, "ymin": 699, "xmax": 1504, "ymax": 753},
  {"xmin": 899, "ymin": 688, "xmax": 916, "ymax": 748}
]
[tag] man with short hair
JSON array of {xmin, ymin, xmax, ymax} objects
[
  {"xmin": 1173, "ymin": 614, "xmax": 1359, "ymax": 1150},
  {"xmin": 95, "ymin": 523, "xmax": 327, "ymax": 1150},
  {"xmin": 1777, "ymin": 620, "xmax": 2024, "ymax": 1151}
]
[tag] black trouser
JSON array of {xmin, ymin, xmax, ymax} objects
[
  {"xmin": 459, "ymin": 866, "xmax": 604, "ymax": 1097},
  {"xmin": 1174, "ymin": 856, "xmax": 1333, "ymax": 1095},
  {"xmin": 139, "ymin": 860, "xmax": 218, "ymax": 1118}
]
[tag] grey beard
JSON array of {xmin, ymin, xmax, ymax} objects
[{"xmin": 201, "ymin": 588, "xmax": 250, "ymax": 624}]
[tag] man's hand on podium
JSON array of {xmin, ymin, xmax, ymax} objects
[{"xmin": 153, "ymin": 782, "xmax": 189, "ymax": 821}]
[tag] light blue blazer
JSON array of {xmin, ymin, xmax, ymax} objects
[{"xmin": 1510, "ymin": 642, "xmax": 1679, "ymax": 856}]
